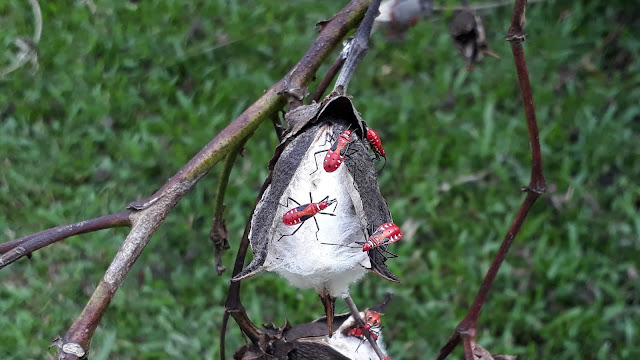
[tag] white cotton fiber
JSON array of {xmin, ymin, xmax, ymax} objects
[{"xmin": 263, "ymin": 125, "xmax": 372, "ymax": 297}]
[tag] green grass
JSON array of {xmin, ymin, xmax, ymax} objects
[{"xmin": 1, "ymin": 1, "xmax": 639, "ymax": 359}]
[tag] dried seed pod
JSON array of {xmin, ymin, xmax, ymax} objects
[
  {"xmin": 449, "ymin": 8, "xmax": 497, "ymax": 67},
  {"xmin": 232, "ymin": 95, "xmax": 399, "ymax": 335},
  {"xmin": 234, "ymin": 294, "xmax": 394, "ymax": 360}
]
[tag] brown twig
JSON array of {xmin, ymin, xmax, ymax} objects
[
  {"xmin": 209, "ymin": 137, "xmax": 249, "ymax": 275},
  {"xmin": 125, "ymin": 1, "xmax": 370, "ymax": 208},
  {"xmin": 220, "ymin": 173, "xmax": 273, "ymax": 359},
  {"xmin": 435, "ymin": 0, "xmax": 546, "ymax": 359},
  {"xmin": 54, "ymin": 186, "xmax": 190, "ymax": 360},
  {"xmin": 344, "ymin": 294, "xmax": 387, "ymax": 360},
  {"xmin": 310, "ymin": 48, "xmax": 347, "ymax": 103},
  {"xmin": 334, "ymin": 0, "xmax": 381, "ymax": 93},
  {"xmin": 270, "ymin": 111, "xmax": 286, "ymax": 141},
  {"xmin": 0, "ymin": 211, "xmax": 132, "ymax": 269}
]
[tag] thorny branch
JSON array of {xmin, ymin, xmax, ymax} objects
[{"xmin": 435, "ymin": 0, "xmax": 546, "ymax": 359}]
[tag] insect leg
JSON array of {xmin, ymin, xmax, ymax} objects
[
  {"xmin": 319, "ymin": 130, "xmax": 336, "ymax": 147},
  {"xmin": 330, "ymin": 198, "xmax": 338, "ymax": 212},
  {"xmin": 279, "ymin": 197, "xmax": 301, "ymax": 208},
  {"xmin": 311, "ymin": 149, "xmax": 329, "ymax": 175},
  {"xmin": 376, "ymin": 246, "xmax": 398, "ymax": 259},
  {"xmin": 313, "ymin": 216, "xmax": 320, "ymax": 242},
  {"xmin": 319, "ymin": 242, "xmax": 360, "ymax": 248},
  {"xmin": 277, "ymin": 222, "xmax": 305, "ymax": 241},
  {"xmin": 378, "ymin": 156, "xmax": 387, "ymax": 174}
]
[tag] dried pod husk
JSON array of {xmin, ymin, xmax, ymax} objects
[
  {"xmin": 449, "ymin": 8, "xmax": 496, "ymax": 67},
  {"xmin": 235, "ymin": 294, "xmax": 394, "ymax": 360},
  {"xmin": 232, "ymin": 95, "xmax": 399, "ymax": 288}
]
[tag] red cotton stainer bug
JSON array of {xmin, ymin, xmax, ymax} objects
[
  {"xmin": 312, "ymin": 129, "xmax": 355, "ymax": 174},
  {"xmin": 366, "ymin": 128, "xmax": 387, "ymax": 171},
  {"xmin": 346, "ymin": 310, "xmax": 383, "ymax": 341},
  {"xmin": 279, "ymin": 192, "xmax": 338, "ymax": 242},
  {"xmin": 318, "ymin": 222, "xmax": 402, "ymax": 258},
  {"xmin": 362, "ymin": 222, "xmax": 403, "ymax": 252}
]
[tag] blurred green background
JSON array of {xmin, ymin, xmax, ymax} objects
[{"xmin": 1, "ymin": 0, "xmax": 639, "ymax": 359}]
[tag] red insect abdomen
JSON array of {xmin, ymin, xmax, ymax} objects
[
  {"xmin": 347, "ymin": 328, "xmax": 363, "ymax": 338},
  {"xmin": 366, "ymin": 128, "xmax": 386, "ymax": 157},
  {"xmin": 385, "ymin": 224, "xmax": 402, "ymax": 240},
  {"xmin": 323, "ymin": 151, "xmax": 343, "ymax": 172},
  {"xmin": 282, "ymin": 203, "xmax": 319, "ymax": 225},
  {"xmin": 282, "ymin": 209, "xmax": 301, "ymax": 225}
]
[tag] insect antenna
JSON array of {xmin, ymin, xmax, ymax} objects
[
  {"xmin": 319, "ymin": 241, "xmax": 361, "ymax": 249},
  {"xmin": 375, "ymin": 246, "xmax": 398, "ymax": 259}
]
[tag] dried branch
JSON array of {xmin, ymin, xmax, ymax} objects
[
  {"xmin": 270, "ymin": 111, "xmax": 286, "ymax": 141},
  {"xmin": 0, "ymin": 212, "xmax": 131, "ymax": 269},
  {"xmin": 310, "ymin": 41, "xmax": 349, "ymax": 102},
  {"xmin": 344, "ymin": 294, "xmax": 387, "ymax": 360},
  {"xmin": 334, "ymin": 0, "xmax": 381, "ymax": 93},
  {"xmin": 209, "ymin": 137, "xmax": 249, "ymax": 275},
  {"xmin": 435, "ymin": 0, "xmax": 546, "ymax": 359},
  {"xmin": 53, "ymin": 185, "xmax": 190, "ymax": 360},
  {"xmin": 38, "ymin": 1, "xmax": 374, "ymax": 358},
  {"xmin": 220, "ymin": 175, "xmax": 272, "ymax": 359}
]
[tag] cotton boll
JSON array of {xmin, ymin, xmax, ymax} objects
[{"xmin": 263, "ymin": 125, "xmax": 371, "ymax": 297}]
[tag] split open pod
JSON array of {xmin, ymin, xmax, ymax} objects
[{"xmin": 232, "ymin": 94, "xmax": 400, "ymax": 336}]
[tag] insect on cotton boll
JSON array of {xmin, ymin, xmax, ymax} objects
[
  {"xmin": 263, "ymin": 125, "xmax": 371, "ymax": 295},
  {"xmin": 232, "ymin": 95, "xmax": 400, "ymax": 336},
  {"xmin": 328, "ymin": 310, "xmax": 388, "ymax": 360}
]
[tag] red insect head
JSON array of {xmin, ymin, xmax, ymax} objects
[
  {"xmin": 362, "ymin": 222, "xmax": 403, "ymax": 252},
  {"xmin": 363, "ymin": 310, "xmax": 381, "ymax": 331},
  {"xmin": 323, "ymin": 129, "xmax": 353, "ymax": 173}
]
